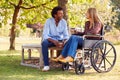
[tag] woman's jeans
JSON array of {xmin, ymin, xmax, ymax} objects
[
  {"xmin": 42, "ymin": 35, "xmax": 83, "ymax": 66},
  {"xmin": 61, "ymin": 35, "xmax": 83, "ymax": 58}
]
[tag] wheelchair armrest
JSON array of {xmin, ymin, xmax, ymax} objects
[{"xmin": 83, "ymin": 34, "xmax": 103, "ymax": 40}]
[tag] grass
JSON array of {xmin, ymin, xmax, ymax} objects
[
  {"xmin": 0, "ymin": 47, "xmax": 120, "ymax": 80},
  {"xmin": 0, "ymin": 37, "xmax": 120, "ymax": 80}
]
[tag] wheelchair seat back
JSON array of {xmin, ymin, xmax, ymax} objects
[
  {"xmin": 83, "ymin": 40, "xmax": 99, "ymax": 48},
  {"xmin": 83, "ymin": 25, "xmax": 105, "ymax": 49}
]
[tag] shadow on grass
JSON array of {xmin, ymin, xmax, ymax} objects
[
  {"xmin": 0, "ymin": 50, "xmax": 120, "ymax": 80},
  {"xmin": 0, "ymin": 51, "xmax": 97, "ymax": 76}
]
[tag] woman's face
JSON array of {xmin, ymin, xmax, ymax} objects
[{"xmin": 86, "ymin": 11, "xmax": 90, "ymax": 19}]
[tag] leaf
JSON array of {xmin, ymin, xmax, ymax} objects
[
  {"xmin": 0, "ymin": 23, "xmax": 2, "ymax": 28},
  {"xmin": 30, "ymin": 0, "xmax": 34, "ymax": 3},
  {"xmin": 5, "ymin": 0, "xmax": 9, "ymax": 2},
  {"xmin": 87, "ymin": 0, "xmax": 92, "ymax": 3}
]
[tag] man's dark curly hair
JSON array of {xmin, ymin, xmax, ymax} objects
[{"xmin": 51, "ymin": 6, "xmax": 63, "ymax": 18}]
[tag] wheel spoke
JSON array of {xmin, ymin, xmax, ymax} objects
[
  {"xmin": 92, "ymin": 41, "xmax": 116, "ymax": 73},
  {"xmin": 105, "ymin": 47, "xmax": 112, "ymax": 56},
  {"xmin": 106, "ymin": 56, "xmax": 114, "ymax": 58},
  {"xmin": 105, "ymin": 58, "xmax": 112, "ymax": 66},
  {"xmin": 103, "ymin": 58, "xmax": 106, "ymax": 70},
  {"xmin": 104, "ymin": 43, "xmax": 107, "ymax": 55},
  {"xmin": 98, "ymin": 58, "xmax": 103, "ymax": 68},
  {"xmin": 99, "ymin": 45, "xmax": 104, "ymax": 55}
]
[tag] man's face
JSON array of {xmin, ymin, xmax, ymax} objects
[{"xmin": 55, "ymin": 10, "xmax": 64, "ymax": 20}]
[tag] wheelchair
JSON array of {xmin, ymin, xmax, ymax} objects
[{"xmin": 61, "ymin": 27, "xmax": 117, "ymax": 75}]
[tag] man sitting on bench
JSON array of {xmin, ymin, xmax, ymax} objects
[{"xmin": 41, "ymin": 6, "xmax": 69, "ymax": 71}]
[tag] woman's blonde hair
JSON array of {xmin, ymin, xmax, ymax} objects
[{"xmin": 87, "ymin": 8, "xmax": 102, "ymax": 29}]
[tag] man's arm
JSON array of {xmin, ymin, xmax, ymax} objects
[
  {"xmin": 43, "ymin": 19, "xmax": 59, "ymax": 47},
  {"xmin": 63, "ymin": 21, "xmax": 69, "ymax": 40},
  {"xmin": 48, "ymin": 38, "xmax": 59, "ymax": 47},
  {"xmin": 43, "ymin": 19, "xmax": 51, "ymax": 40}
]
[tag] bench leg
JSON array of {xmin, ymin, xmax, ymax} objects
[
  {"xmin": 37, "ymin": 48, "xmax": 43, "ymax": 69},
  {"xmin": 50, "ymin": 50, "xmax": 54, "ymax": 58},
  {"xmin": 57, "ymin": 50, "xmax": 61, "ymax": 57},
  {"xmin": 28, "ymin": 49, "xmax": 31, "ymax": 59},
  {"xmin": 21, "ymin": 48, "xmax": 24, "ymax": 63}
]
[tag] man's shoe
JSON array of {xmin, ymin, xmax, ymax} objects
[
  {"xmin": 59, "ymin": 56, "xmax": 74, "ymax": 63},
  {"xmin": 42, "ymin": 66, "xmax": 50, "ymax": 72}
]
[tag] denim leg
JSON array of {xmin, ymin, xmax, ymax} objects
[
  {"xmin": 61, "ymin": 35, "xmax": 83, "ymax": 58},
  {"xmin": 41, "ymin": 39, "xmax": 54, "ymax": 66},
  {"xmin": 67, "ymin": 36, "xmax": 80, "ymax": 58},
  {"xmin": 61, "ymin": 36, "xmax": 73, "ymax": 57},
  {"xmin": 78, "ymin": 36, "xmax": 83, "ymax": 47}
]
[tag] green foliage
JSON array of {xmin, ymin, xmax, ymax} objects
[
  {"xmin": 115, "ymin": 14, "xmax": 120, "ymax": 29},
  {"xmin": 30, "ymin": 0, "xmax": 34, "ymax": 3},
  {"xmin": 68, "ymin": 0, "xmax": 116, "ymax": 28},
  {"xmin": 0, "ymin": 0, "xmax": 119, "ymax": 36},
  {"xmin": 71, "ymin": 0, "xmax": 92, "ymax": 4},
  {"xmin": 111, "ymin": 0, "xmax": 120, "ymax": 9},
  {"xmin": 0, "ymin": 23, "xmax": 2, "ymax": 28},
  {"xmin": 68, "ymin": 0, "xmax": 92, "ymax": 27},
  {"xmin": 111, "ymin": 0, "xmax": 120, "ymax": 29},
  {"xmin": 0, "ymin": 0, "xmax": 57, "ymax": 29}
]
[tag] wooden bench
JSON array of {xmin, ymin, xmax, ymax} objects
[
  {"xmin": 49, "ymin": 47, "xmax": 63, "ymax": 58},
  {"xmin": 21, "ymin": 44, "xmax": 63, "ymax": 69},
  {"xmin": 21, "ymin": 44, "xmax": 43, "ymax": 69},
  {"xmin": 21, "ymin": 27, "xmax": 72, "ymax": 69}
]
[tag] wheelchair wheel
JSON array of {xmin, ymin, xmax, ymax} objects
[
  {"xmin": 75, "ymin": 61, "xmax": 85, "ymax": 74},
  {"xmin": 62, "ymin": 62, "xmax": 69, "ymax": 71},
  {"xmin": 91, "ymin": 40, "xmax": 116, "ymax": 73}
]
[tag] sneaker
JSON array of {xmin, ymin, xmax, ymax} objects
[{"xmin": 42, "ymin": 66, "xmax": 50, "ymax": 72}]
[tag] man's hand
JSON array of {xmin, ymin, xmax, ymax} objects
[
  {"xmin": 62, "ymin": 39, "xmax": 67, "ymax": 46},
  {"xmin": 48, "ymin": 38, "xmax": 59, "ymax": 47},
  {"xmin": 53, "ymin": 40, "xmax": 59, "ymax": 47},
  {"xmin": 48, "ymin": 38, "xmax": 66, "ymax": 47}
]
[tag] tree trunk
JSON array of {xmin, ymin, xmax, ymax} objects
[
  {"xmin": 58, "ymin": 0, "xmax": 68, "ymax": 21},
  {"xmin": 9, "ymin": 0, "xmax": 22, "ymax": 50},
  {"xmin": 57, "ymin": 0, "xmax": 71, "ymax": 34},
  {"xmin": 9, "ymin": 7, "xmax": 20, "ymax": 50}
]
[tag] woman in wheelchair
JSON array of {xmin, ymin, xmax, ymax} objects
[{"xmin": 52, "ymin": 8, "xmax": 103, "ymax": 63}]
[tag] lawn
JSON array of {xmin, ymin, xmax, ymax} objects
[{"xmin": 0, "ymin": 37, "xmax": 120, "ymax": 80}]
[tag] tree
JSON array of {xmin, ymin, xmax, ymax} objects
[
  {"xmin": 67, "ymin": 0, "xmax": 116, "ymax": 28},
  {"xmin": 111, "ymin": 0, "xmax": 120, "ymax": 9},
  {"xmin": 0, "ymin": 0, "xmax": 118, "ymax": 50},
  {"xmin": 10, "ymin": 0, "xmax": 24, "ymax": 50},
  {"xmin": 111, "ymin": 0, "xmax": 120, "ymax": 29},
  {"xmin": 9, "ymin": 0, "xmax": 45, "ymax": 50},
  {"xmin": 0, "ymin": 0, "xmax": 56, "ymax": 50},
  {"xmin": 58, "ymin": 0, "xmax": 68, "ymax": 21}
]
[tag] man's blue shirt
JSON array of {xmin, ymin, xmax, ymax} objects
[{"xmin": 43, "ymin": 18, "xmax": 69, "ymax": 40}]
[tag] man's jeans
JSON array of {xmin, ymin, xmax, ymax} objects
[
  {"xmin": 41, "ymin": 39, "xmax": 63, "ymax": 66},
  {"xmin": 41, "ymin": 39, "xmax": 55, "ymax": 66}
]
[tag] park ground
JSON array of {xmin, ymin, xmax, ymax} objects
[{"xmin": 0, "ymin": 37, "xmax": 120, "ymax": 80}]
